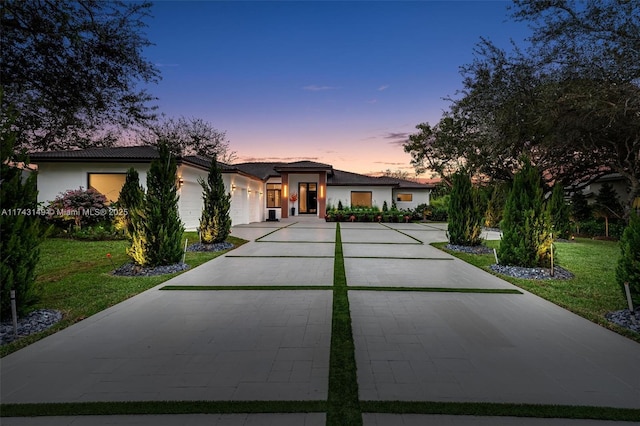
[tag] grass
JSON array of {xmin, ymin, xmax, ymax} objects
[
  {"xmin": 1, "ymin": 232, "xmax": 247, "ymax": 357},
  {"xmin": 433, "ymin": 238, "xmax": 640, "ymax": 343},
  {"xmin": 327, "ymin": 223, "xmax": 362, "ymax": 426}
]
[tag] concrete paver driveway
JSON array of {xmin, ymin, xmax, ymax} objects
[{"xmin": 2, "ymin": 218, "xmax": 639, "ymax": 426}]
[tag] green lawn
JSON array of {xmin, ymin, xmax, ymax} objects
[
  {"xmin": 1, "ymin": 232, "xmax": 246, "ymax": 357},
  {"xmin": 434, "ymin": 238, "xmax": 639, "ymax": 343}
]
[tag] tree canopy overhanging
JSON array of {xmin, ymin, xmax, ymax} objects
[
  {"xmin": 404, "ymin": 0, "xmax": 640, "ymax": 211},
  {"xmin": 1, "ymin": 0, "xmax": 160, "ymax": 151}
]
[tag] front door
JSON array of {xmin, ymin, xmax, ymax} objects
[{"xmin": 298, "ymin": 183, "xmax": 317, "ymax": 214}]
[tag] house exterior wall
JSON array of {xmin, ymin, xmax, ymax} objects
[
  {"xmin": 36, "ymin": 162, "xmax": 151, "ymax": 205},
  {"xmin": 227, "ymin": 173, "xmax": 264, "ymax": 226},
  {"xmin": 36, "ymin": 162, "xmax": 266, "ymax": 231},
  {"xmin": 392, "ymin": 188, "xmax": 431, "ymax": 210},
  {"xmin": 584, "ymin": 177, "xmax": 631, "ymax": 205},
  {"xmin": 176, "ymin": 165, "xmax": 207, "ymax": 231}
]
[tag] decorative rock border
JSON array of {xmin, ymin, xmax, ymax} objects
[{"xmin": 1, "ymin": 309, "xmax": 63, "ymax": 345}]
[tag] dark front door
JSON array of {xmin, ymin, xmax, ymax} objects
[{"xmin": 299, "ymin": 183, "xmax": 317, "ymax": 214}]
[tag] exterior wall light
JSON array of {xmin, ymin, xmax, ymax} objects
[{"xmin": 178, "ymin": 176, "xmax": 184, "ymax": 188}]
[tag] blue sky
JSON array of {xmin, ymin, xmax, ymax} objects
[{"xmin": 144, "ymin": 1, "xmax": 531, "ymax": 176}]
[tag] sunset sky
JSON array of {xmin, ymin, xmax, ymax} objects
[{"xmin": 143, "ymin": 1, "xmax": 531, "ymax": 176}]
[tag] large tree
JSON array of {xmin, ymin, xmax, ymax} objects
[
  {"xmin": 140, "ymin": 117, "xmax": 236, "ymax": 164},
  {"xmin": 1, "ymin": 0, "xmax": 159, "ymax": 151},
  {"xmin": 406, "ymin": 1, "xmax": 640, "ymax": 210}
]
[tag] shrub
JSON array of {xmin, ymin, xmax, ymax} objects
[
  {"xmin": 447, "ymin": 170, "xmax": 483, "ymax": 246},
  {"xmin": 382, "ymin": 200, "xmax": 388, "ymax": 212},
  {"xmin": 427, "ymin": 195, "xmax": 449, "ymax": 222},
  {"xmin": 199, "ymin": 155, "xmax": 232, "ymax": 244},
  {"xmin": 47, "ymin": 187, "xmax": 108, "ymax": 229},
  {"xmin": 616, "ymin": 213, "xmax": 640, "ymax": 305},
  {"xmin": 70, "ymin": 222, "xmax": 122, "ymax": 240},
  {"xmin": 577, "ymin": 219, "xmax": 625, "ymax": 239},
  {"xmin": 498, "ymin": 159, "xmax": 552, "ymax": 268},
  {"xmin": 570, "ymin": 190, "xmax": 591, "ymax": 223},
  {"xmin": 0, "ymin": 119, "xmax": 43, "ymax": 319},
  {"xmin": 594, "ymin": 183, "xmax": 624, "ymax": 238}
]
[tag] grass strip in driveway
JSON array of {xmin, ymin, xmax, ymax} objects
[
  {"xmin": 160, "ymin": 285, "xmax": 333, "ymax": 291},
  {"xmin": 254, "ymin": 222, "xmax": 297, "ymax": 242},
  {"xmin": 380, "ymin": 223, "xmax": 425, "ymax": 244},
  {"xmin": 344, "ymin": 256, "xmax": 452, "ymax": 260},
  {"xmin": 0, "ymin": 400, "xmax": 326, "ymax": 417},
  {"xmin": 361, "ymin": 401, "xmax": 640, "ymax": 422},
  {"xmin": 224, "ymin": 255, "xmax": 334, "ymax": 258},
  {"xmin": 347, "ymin": 286, "xmax": 521, "ymax": 294},
  {"xmin": 327, "ymin": 223, "xmax": 363, "ymax": 426}
]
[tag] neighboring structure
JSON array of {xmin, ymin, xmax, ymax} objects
[
  {"xmin": 30, "ymin": 146, "xmax": 433, "ymax": 230},
  {"xmin": 576, "ymin": 173, "xmax": 635, "ymax": 206}
]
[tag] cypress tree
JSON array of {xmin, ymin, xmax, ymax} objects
[
  {"xmin": 484, "ymin": 183, "xmax": 507, "ymax": 228},
  {"xmin": 199, "ymin": 155, "xmax": 232, "ymax": 244},
  {"xmin": 616, "ymin": 212, "xmax": 640, "ymax": 305},
  {"xmin": 570, "ymin": 190, "xmax": 591, "ymax": 223},
  {"xmin": 499, "ymin": 159, "xmax": 552, "ymax": 267},
  {"xmin": 447, "ymin": 170, "xmax": 483, "ymax": 246},
  {"xmin": 0, "ymin": 117, "xmax": 43, "ymax": 318},
  {"xmin": 129, "ymin": 141, "xmax": 184, "ymax": 267},
  {"xmin": 115, "ymin": 167, "xmax": 144, "ymax": 239},
  {"xmin": 547, "ymin": 183, "xmax": 571, "ymax": 239}
]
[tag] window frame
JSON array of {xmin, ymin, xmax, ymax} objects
[
  {"xmin": 396, "ymin": 193, "xmax": 413, "ymax": 202},
  {"xmin": 350, "ymin": 191, "xmax": 373, "ymax": 208},
  {"xmin": 266, "ymin": 183, "xmax": 282, "ymax": 208}
]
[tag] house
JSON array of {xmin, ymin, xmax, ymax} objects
[{"xmin": 29, "ymin": 146, "xmax": 433, "ymax": 230}]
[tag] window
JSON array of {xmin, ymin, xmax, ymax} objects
[
  {"xmin": 88, "ymin": 173, "xmax": 126, "ymax": 203},
  {"xmin": 266, "ymin": 183, "xmax": 281, "ymax": 208},
  {"xmin": 396, "ymin": 193, "xmax": 413, "ymax": 202},
  {"xmin": 350, "ymin": 191, "xmax": 372, "ymax": 208}
]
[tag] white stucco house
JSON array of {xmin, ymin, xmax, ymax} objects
[{"xmin": 29, "ymin": 146, "xmax": 433, "ymax": 230}]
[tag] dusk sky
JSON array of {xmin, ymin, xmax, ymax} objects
[{"xmin": 143, "ymin": 1, "xmax": 532, "ymax": 176}]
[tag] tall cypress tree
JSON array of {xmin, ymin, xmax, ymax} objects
[
  {"xmin": 484, "ymin": 183, "xmax": 507, "ymax": 228},
  {"xmin": 447, "ymin": 170, "xmax": 483, "ymax": 246},
  {"xmin": 547, "ymin": 183, "xmax": 571, "ymax": 239},
  {"xmin": 499, "ymin": 159, "xmax": 552, "ymax": 267},
  {"xmin": 129, "ymin": 141, "xmax": 184, "ymax": 267},
  {"xmin": 116, "ymin": 167, "xmax": 144, "ymax": 239},
  {"xmin": 198, "ymin": 155, "xmax": 232, "ymax": 244},
  {"xmin": 0, "ymin": 116, "xmax": 43, "ymax": 318}
]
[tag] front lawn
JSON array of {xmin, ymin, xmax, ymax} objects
[
  {"xmin": 434, "ymin": 238, "xmax": 639, "ymax": 343},
  {"xmin": 1, "ymin": 232, "xmax": 246, "ymax": 357}
]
